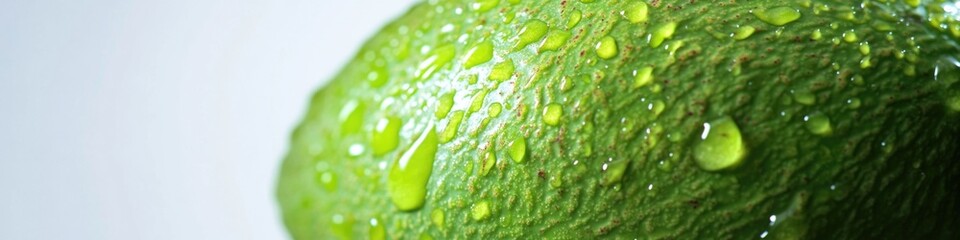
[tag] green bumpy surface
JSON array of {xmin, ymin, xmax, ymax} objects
[{"xmin": 278, "ymin": 0, "xmax": 960, "ymax": 239}]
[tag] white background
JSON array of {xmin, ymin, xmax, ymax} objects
[{"xmin": 0, "ymin": 0, "xmax": 416, "ymax": 239}]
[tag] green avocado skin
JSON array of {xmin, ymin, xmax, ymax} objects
[{"xmin": 277, "ymin": 0, "xmax": 960, "ymax": 239}]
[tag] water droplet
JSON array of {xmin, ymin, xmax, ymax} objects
[
  {"xmin": 416, "ymin": 45, "xmax": 456, "ymax": 80},
  {"xmin": 842, "ymin": 30, "xmax": 858, "ymax": 42},
  {"xmin": 542, "ymin": 103, "xmax": 563, "ymax": 126},
  {"xmin": 600, "ymin": 158, "xmax": 629, "ymax": 186},
  {"xmin": 435, "ymin": 92, "xmax": 455, "ymax": 119},
  {"xmin": 373, "ymin": 116, "xmax": 402, "ymax": 156},
  {"xmin": 633, "ymin": 66, "xmax": 654, "ymax": 88},
  {"xmin": 479, "ymin": 150, "xmax": 496, "ymax": 176},
  {"xmin": 859, "ymin": 42, "xmax": 871, "ymax": 55},
  {"xmin": 339, "ymin": 101, "xmax": 366, "ymax": 135},
  {"xmin": 651, "ymin": 100, "xmax": 666, "ymax": 117},
  {"xmin": 431, "ymin": 208, "xmax": 445, "ymax": 229},
  {"xmin": 793, "ymin": 90, "xmax": 816, "ymax": 105},
  {"xmin": 621, "ymin": 1, "xmax": 649, "ymax": 23},
  {"xmin": 463, "ymin": 41, "xmax": 494, "ymax": 69},
  {"xmin": 469, "ymin": 89, "xmax": 489, "ymax": 113},
  {"xmin": 315, "ymin": 171, "xmax": 337, "ymax": 191},
  {"xmin": 595, "ymin": 36, "xmax": 618, "ymax": 59},
  {"xmin": 905, "ymin": 0, "xmax": 920, "ymax": 7},
  {"xmin": 846, "ymin": 98, "xmax": 861, "ymax": 109},
  {"xmin": 489, "ymin": 102, "xmax": 503, "ymax": 117},
  {"xmin": 693, "ymin": 116, "xmax": 747, "ymax": 171},
  {"xmin": 947, "ymin": 95, "xmax": 960, "ymax": 112},
  {"xmin": 649, "ymin": 22, "xmax": 678, "ymax": 48},
  {"xmin": 387, "ymin": 124, "xmax": 439, "ymax": 211},
  {"xmin": 471, "ymin": 0, "xmax": 499, "ymax": 12},
  {"xmin": 579, "ymin": 0, "xmax": 595, "ymax": 3},
  {"xmin": 559, "ymin": 76, "xmax": 574, "ymax": 92},
  {"xmin": 860, "ymin": 56, "xmax": 872, "ymax": 69},
  {"xmin": 331, "ymin": 214, "xmax": 355, "ymax": 239},
  {"xmin": 516, "ymin": 20, "xmax": 548, "ymax": 50},
  {"xmin": 804, "ymin": 112, "xmax": 833, "ymax": 136},
  {"xmin": 539, "ymin": 30, "xmax": 571, "ymax": 53},
  {"xmin": 471, "ymin": 201, "xmax": 492, "ymax": 220},
  {"xmin": 753, "ymin": 7, "xmax": 802, "ymax": 26},
  {"xmin": 533, "ymin": 172, "xmax": 554, "ymax": 187},
  {"xmin": 567, "ymin": 10, "xmax": 582, "ymax": 29},
  {"xmin": 367, "ymin": 65, "xmax": 388, "ymax": 88},
  {"xmin": 369, "ymin": 217, "xmax": 386, "ymax": 240},
  {"xmin": 489, "ymin": 59, "xmax": 515, "ymax": 81},
  {"xmin": 733, "ymin": 25, "xmax": 756, "ymax": 40},
  {"xmin": 440, "ymin": 111, "xmax": 465, "ymax": 143},
  {"xmin": 810, "ymin": 29, "xmax": 822, "ymax": 40},
  {"xmin": 509, "ymin": 136, "xmax": 526, "ymax": 163}
]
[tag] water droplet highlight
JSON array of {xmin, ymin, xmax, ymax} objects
[
  {"xmin": 387, "ymin": 124, "xmax": 439, "ymax": 211},
  {"xmin": 369, "ymin": 217, "xmax": 386, "ymax": 240},
  {"xmin": 693, "ymin": 116, "xmax": 747, "ymax": 171}
]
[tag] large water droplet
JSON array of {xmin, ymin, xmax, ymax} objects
[
  {"xmin": 416, "ymin": 45, "xmax": 456, "ymax": 80},
  {"xmin": 621, "ymin": 1, "xmax": 649, "ymax": 23},
  {"xmin": 538, "ymin": 30, "xmax": 571, "ymax": 53},
  {"xmin": 649, "ymin": 22, "xmax": 678, "ymax": 48},
  {"xmin": 804, "ymin": 112, "xmax": 833, "ymax": 136},
  {"xmin": 753, "ymin": 7, "xmax": 801, "ymax": 26},
  {"xmin": 489, "ymin": 102, "xmax": 503, "ymax": 117},
  {"xmin": 693, "ymin": 116, "xmax": 747, "ymax": 171},
  {"xmin": 339, "ymin": 101, "xmax": 366, "ymax": 135},
  {"xmin": 516, "ymin": 20, "xmax": 548, "ymax": 50},
  {"xmin": 373, "ymin": 116, "xmax": 402, "ymax": 156},
  {"xmin": 387, "ymin": 124, "xmax": 439, "ymax": 211},
  {"xmin": 733, "ymin": 25, "xmax": 756, "ymax": 40},
  {"xmin": 633, "ymin": 66, "xmax": 654, "ymax": 88},
  {"xmin": 792, "ymin": 90, "xmax": 816, "ymax": 105},
  {"xmin": 567, "ymin": 10, "xmax": 582, "ymax": 29},
  {"xmin": 463, "ymin": 41, "xmax": 494, "ymax": 69},
  {"xmin": 440, "ymin": 111, "xmax": 465, "ymax": 143},
  {"xmin": 479, "ymin": 150, "xmax": 497, "ymax": 176},
  {"xmin": 600, "ymin": 158, "xmax": 630, "ymax": 186},
  {"xmin": 542, "ymin": 103, "xmax": 563, "ymax": 126},
  {"xmin": 509, "ymin": 136, "xmax": 526, "ymax": 163},
  {"xmin": 435, "ymin": 92, "xmax": 455, "ymax": 119},
  {"xmin": 489, "ymin": 59, "xmax": 515, "ymax": 81},
  {"xmin": 595, "ymin": 36, "xmax": 618, "ymax": 59},
  {"xmin": 469, "ymin": 89, "xmax": 489, "ymax": 113}
]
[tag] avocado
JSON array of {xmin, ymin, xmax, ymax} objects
[{"xmin": 277, "ymin": 0, "xmax": 960, "ymax": 239}]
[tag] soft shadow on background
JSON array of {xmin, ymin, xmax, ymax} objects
[{"xmin": 0, "ymin": 0, "xmax": 416, "ymax": 239}]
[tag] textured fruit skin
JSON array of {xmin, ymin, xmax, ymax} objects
[{"xmin": 277, "ymin": 0, "xmax": 960, "ymax": 239}]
